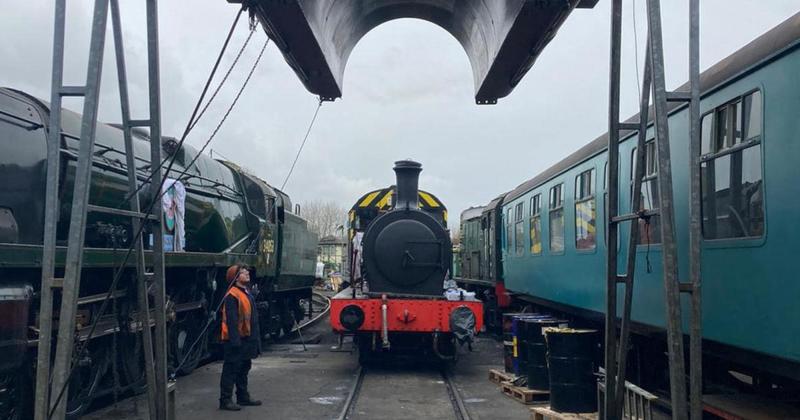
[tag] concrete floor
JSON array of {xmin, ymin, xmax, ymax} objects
[{"xmin": 83, "ymin": 318, "xmax": 532, "ymax": 420}]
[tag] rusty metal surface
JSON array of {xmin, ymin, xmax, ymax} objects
[{"xmin": 243, "ymin": 0, "xmax": 596, "ymax": 103}]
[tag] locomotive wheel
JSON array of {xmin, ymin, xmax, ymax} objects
[
  {"xmin": 65, "ymin": 344, "xmax": 111, "ymax": 419},
  {"xmin": 0, "ymin": 369, "xmax": 30, "ymax": 420},
  {"xmin": 118, "ymin": 330, "xmax": 146, "ymax": 393},
  {"xmin": 169, "ymin": 310, "xmax": 205, "ymax": 376}
]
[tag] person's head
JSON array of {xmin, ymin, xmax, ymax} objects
[{"xmin": 226, "ymin": 264, "xmax": 251, "ymax": 287}]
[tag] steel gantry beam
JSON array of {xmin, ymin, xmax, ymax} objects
[
  {"xmin": 242, "ymin": 0, "xmax": 598, "ymax": 103},
  {"xmin": 604, "ymin": 1, "xmax": 702, "ymax": 419},
  {"xmin": 34, "ymin": 1, "xmax": 171, "ymax": 419}
]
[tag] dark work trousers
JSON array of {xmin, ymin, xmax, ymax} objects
[{"xmin": 220, "ymin": 343, "xmax": 252, "ymax": 401}]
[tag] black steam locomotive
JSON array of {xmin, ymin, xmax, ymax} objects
[
  {"xmin": 331, "ymin": 160, "xmax": 483, "ymax": 362},
  {"xmin": 0, "ymin": 87, "xmax": 318, "ymax": 418}
]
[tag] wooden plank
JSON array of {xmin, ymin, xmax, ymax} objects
[
  {"xmin": 530, "ymin": 405, "xmax": 598, "ymax": 420},
  {"xmin": 489, "ymin": 368, "xmax": 515, "ymax": 385},
  {"xmin": 501, "ymin": 381, "xmax": 549, "ymax": 405}
]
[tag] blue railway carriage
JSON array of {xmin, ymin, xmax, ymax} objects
[{"xmin": 500, "ymin": 12, "xmax": 800, "ymax": 389}]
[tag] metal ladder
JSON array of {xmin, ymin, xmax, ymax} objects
[
  {"xmin": 604, "ymin": 0, "xmax": 702, "ymax": 419},
  {"xmin": 34, "ymin": 1, "xmax": 170, "ymax": 419}
]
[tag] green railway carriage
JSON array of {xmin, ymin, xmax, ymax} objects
[
  {"xmin": 499, "ymin": 12, "xmax": 800, "ymax": 387},
  {"xmin": 0, "ymin": 87, "xmax": 317, "ymax": 417},
  {"xmin": 456, "ymin": 195, "xmax": 510, "ymax": 331},
  {"xmin": 458, "ymin": 206, "xmax": 485, "ymax": 281}
]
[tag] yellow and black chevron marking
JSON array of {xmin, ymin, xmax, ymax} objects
[
  {"xmin": 352, "ymin": 187, "xmax": 445, "ymax": 212},
  {"xmin": 358, "ymin": 190, "xmax": 382, "ymax": 207}
]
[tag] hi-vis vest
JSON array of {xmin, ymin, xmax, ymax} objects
[{"xmin": 220, "ymin": 286, "xmax": 252, "ymax": 341}]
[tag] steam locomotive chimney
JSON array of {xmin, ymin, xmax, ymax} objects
[{"xmin": 393, "ymin": 160, "xmax": 422, "ymax": 210}]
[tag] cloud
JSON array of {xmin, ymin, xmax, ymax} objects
[{"xmin": 1, "ymin": 1, "xmax": 797, "ymax": 226}]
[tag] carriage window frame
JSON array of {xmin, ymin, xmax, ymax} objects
[
  {"xmin": 514, "ymin": 202, "xmax": 525, "ymax": 255},
  {"xmin": 505, "ymin": 208, "xmax": 513, "ymax": 254},
  {"xmin": 548, "ymin": 183, "xmax": 565, "ymax": 254},
  {"xmin": 699, "ymin": 89, "xmax": 765, "ymax": 244},
  {"xmin": 574, "ymin": 168, "xmax": 597, "ymax": 252},
  {"xmin": 630, "ymin": 141, "xmax": 662, "ymax": 246},
  {"xmin": 529, "ymin": 193, "xmax": 542, "ymax": 255}
]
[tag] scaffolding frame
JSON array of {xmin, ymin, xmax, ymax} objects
[
  {"xmin": 604, "ymin": 0, "xmax": 702, "ymax": 419},
  {"xmin": 34, "ymin": 1, "xmax": 171, "ymax": 419}
]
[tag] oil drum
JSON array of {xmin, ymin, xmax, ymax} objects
[
  {"xmin": 511, "ymin": 313, "xmax": 548, "ymax": 376},
  {"xmin": 545, "ymin": 328, "xmax": 599, "ymax": 413},
  {"xmin": 524, "ymin": 318, "xmax": 568, "ymax": 390},
  {"xmin": 502, "ymin": 313, "xmax": 528, "ymax": 373}
]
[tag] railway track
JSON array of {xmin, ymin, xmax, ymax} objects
[
  {"xmin": 336, "ymin": 365, "xmax": 472, "ymax": 420},
  {"xmin": 293, "ymin": 291, "xmax": 331, "ymax": 332}
]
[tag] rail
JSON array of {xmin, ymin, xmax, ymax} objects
[
  {"xmin": 335, "ymin": 366, "xmax": 471, "ymax": 420},
  {"xmin": 292, "ymin": 291, "xmax": 331, "ymax": 332}
]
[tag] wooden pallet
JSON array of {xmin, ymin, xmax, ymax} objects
[
  {"xmin": 530, "ymin": 406, "xmax": 598, "ymax": 420},
  {"xmin": 489, "ymin": 368, "xmax": 515, "ymax": 385},
  {"xmin": 500, "ymin": 381, "xmax": 549, "ymax": 405}
]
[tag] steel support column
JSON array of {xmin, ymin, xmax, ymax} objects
[
  {"xmin": 33, "ymin": 1, "xmax": 67, "ymax": 418},
  {"xmin": 48, "ymin": 2, "xmax": 111, "ymax": 418},
  {"xmin": 35, "ymin": 1, "xmax": 171, "ymax": 419},
  {"xmin": 145, "ymin": 1, "xmax": 171, "ymax": 418},
  {"xmin": 604, "ymin": 0, "xmax": 623, "ymax": 416},
  {"xmin": 645, "ymin": 0, "xmax": 688, "ymax": 417},
  {"xmin": 613, "ymin": 41, "xmax": 652, "ymax": 416},
  {"xmin": 605, "ymin": 1, "xmax": 701, "ymax": 418},
  {"xmin": 110, "ymin": 1, "xmax": 159, "ymax": 418},
  {"xmin": 687, "ymin": 0, "xmax": 703, "ymax": 418}
]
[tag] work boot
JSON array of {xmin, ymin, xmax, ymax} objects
[
  {"xmin": 219, "ymin": 399, "xmax": 241, "ymax": 411},
  {"xmin": 237, "ymin": 395, "xmax": 263, "ymax": 406}
]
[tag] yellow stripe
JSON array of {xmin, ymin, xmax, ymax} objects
[
  {"xmin": 348, "ymin": 210, "xmax": 355, "ymax": 222},
  {"xmin": 359, "ymin": 191, "xmax": 380, "ymax": 207},
  {"xmin": 418, "ymin": 191, "xmax": 439, "ymax": 207},
  {"xmin": 375, "ymin": 190, "xmax": 393, "ymax": 209},
  {"xmin": 443, "ymin": 210, "xmax": 448, "ymax": 223}
]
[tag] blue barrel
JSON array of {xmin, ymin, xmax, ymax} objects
[
  {"xmin": 523, "ymin": 318, "xmax": 568, "ymax": 390},
  {"xmin": 545, "ymin": 328, "xmax": 600, "ymax": 413},
  {"xmin": 502, "ymin": 313, "xmax": 530, "ymax": 373},
  {"xmin": 512, "ymin": 314, "xmax": 553, "ymax": 376}
]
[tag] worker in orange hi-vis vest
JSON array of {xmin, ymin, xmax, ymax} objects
[{"xmin": 219, "ymin": 264, "xmax": 262, "ymax": 411}]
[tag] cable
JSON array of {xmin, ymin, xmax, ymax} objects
[
  {"xmin": 280, "ymin": 98, "xmax": 324, "ymax": 191},
  {"xmin": 632, "ymin": 0, "xmax": 642, "ymax": 103},
  {"xmin": 169, "ymin": 269, "xmax": 241, "ymax": 380},
  {"xmin": 187, "ymin": 26, "xmax": 257, "ymax": 133},
  {"xmin": 161, "ymin": 38, "xmax": 269, "ymax": 195},
  {"xmin": 118, "ymin": 7, "xmax": 248, "ymax": 208}
]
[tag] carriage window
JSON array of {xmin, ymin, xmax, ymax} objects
[
  {"xmin": 701, "ymin": 90, "xmax": 764, "ymax": 240},
  {"xmin": 549, "ymin": 184, "xmax": 564, "ymax": 252},
  {"xmin": 514, "ymin": 202, "xmax": 524, "ymax": 255},
  {"xmin": 530, "ymin": 194, "xmax": 542, "ymax": 255},
  {"xmin": 575, "ymin": 169, "xmax": 596, "ymax": 250},
  {"xmin": 505, "ymin": 208, "xmax": 512, "ymax": 253},
  {"xmin": 631, "ymin": 143, "xmax": 662, "ymax": 244}
]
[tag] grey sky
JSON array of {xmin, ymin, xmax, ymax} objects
[{"xmin": 1, "ymin": 1, "xmax": 798, "ymax": 229}]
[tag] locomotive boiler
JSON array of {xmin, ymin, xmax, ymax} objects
[{"xmin": 330, "ymin": 160, "xmax": 483, "ymax": 362}]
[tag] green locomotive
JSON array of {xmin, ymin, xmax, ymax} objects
[{"xmin": 0, "ymin": 87, "xmax": 317, "ymax": 418}]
